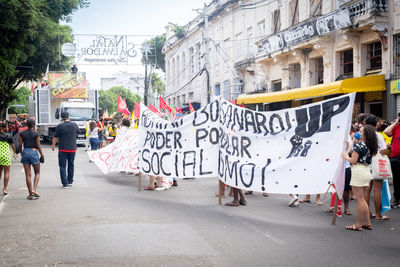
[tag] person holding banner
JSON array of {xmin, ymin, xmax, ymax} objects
[
  {"xmin": 342, "ymin": 125, "xmax": 378, "ymax": 231},
  {"xmin": 225, "ymin": 187, "xmax": 247, "ymax": 207}
]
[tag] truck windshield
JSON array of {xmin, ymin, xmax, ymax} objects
[{"xmin": 64, "ymin": 108, "xmax": 95, "ymax": 121}]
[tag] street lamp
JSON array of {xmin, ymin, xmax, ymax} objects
[{"xmin": 6, "ymin": 104, "xmax": 26, "ymax": 120}]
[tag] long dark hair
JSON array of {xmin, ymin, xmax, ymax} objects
[
  {"xmin": 90, "ymin": 121, "xmax": 96, "ymax": 132},
  {"xmin": 362, "ymin": 125, "xmax": 378, "ymax": 156},
  {"xmin": 27, "ymin": 118, "xmax": 35, "ymax": 129}
]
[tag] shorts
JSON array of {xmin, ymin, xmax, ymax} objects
[
  {"xmin": 21, "ymin": 148, "xmax": 40, "ymax": 165},
  {"xmin": 344, "ymin": 167, "xmax": 352, "ymax": 191},
  {"xmin": 350, "ymin": 164, "xmax": 371, "ymax": 187}
]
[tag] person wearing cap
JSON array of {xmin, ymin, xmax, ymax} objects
[{"xmin": 51, "ymin": 111, "xmax": 80, "ymax": 189}]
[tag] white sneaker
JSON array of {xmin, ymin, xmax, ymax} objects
[
  {"xmin": 62, "ymin": 186, "xmax": 69, "ymax": 189},
  {"xmin": 288, "ymin": 196, "xmax": 299, "ymax": 206}
]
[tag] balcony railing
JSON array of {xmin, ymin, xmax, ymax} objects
[{"xmin": 349, "ymin": 0, "xmax": 388, "ymax": 20}]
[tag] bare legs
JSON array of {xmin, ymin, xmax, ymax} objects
[
  {"xmin": 0, "ymin": 165, "xmax": 10, "ymax": 195},
  {"xmin": 349, "ymin": 186, "xmax": 372, "ymax": 229},
  {"xmin": 300, "ymin": 194, "xmax": 321, "ymax": 205},
  {"xmin": 225, "ymin": 187, "xmax": 247, "ymax": 206},
  {"xmin": 23, "ymin": 163, "xmax": 40, "ymax": 198},
  {"xmin": 372, "ymin": 180, "xmax": 384, "ymax": 219}
]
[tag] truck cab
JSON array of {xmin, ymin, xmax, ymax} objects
[{"xmin": 56, "ymin": 99, "xmax": 96, "ymax": 145}]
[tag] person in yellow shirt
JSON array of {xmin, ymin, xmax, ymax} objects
[{"xmin": 108, "ymin": 123, "xmax": 117, "ymax": 142}]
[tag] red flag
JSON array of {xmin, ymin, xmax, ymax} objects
[
  {"xmin": 117, "ymin": 94, "xmax": 130, "ymax": 116},
  {"xmin": 134, "ymin": 102, "xmax": 140, "ymax": 119},
  {"xmin": 149, "ymin": 104, "xmax": 162, "ymax": 117},
  {"xmin": 188, "ymin": 102, "xmax": 195, "ymax": 113},
  {"xmin": 160, "ymin": 96, "xmax": 172, "ymax": 113}
]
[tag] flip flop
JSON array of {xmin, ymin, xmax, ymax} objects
[
  {"xmin": 362, "ymin": 224, "xmax": 373, "ymax": 230},
  {"xmin": 26, "ymin": 196, "xmax": 34, "ymax": 200},
  {"xmin": 32, "ymin": 192, "xmax": 40, "ymax": 198},
  {"xmin": 376, "ymin": 215, "xmax": 390, "ymax": 220},
  {"xmin": 244, "ymin": 191, "xmax": 253, "ymax": 195},
  {"xmin": 263, "ymin": 193, "xmax": 269, "ymax": 197},
  {"xmin": 299, "ymin": 199, "xmax": 311, "ymax": 203},
  {"xmin": 345, "ymin": 210, "xmax": 352, "ymax": 215},
  {"xmin": 345, "ymin": 224, "xmax": 362, "ymax": 231},
  {"xmin": 144, "ymin": 187, "xmax": 154, "ymax": 191},
  {"xmin": 225, "ymin": 202, "xmax": 239, "ymax": 207}
]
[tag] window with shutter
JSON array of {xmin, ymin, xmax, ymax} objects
[
  {"xmin": 272, "ymin": 9, "xmax": 281, "ymax": 34},
  {"xmin": 289, "ymin": 0, "xmax": 299, "ymax": 26},
  {"xmin": 309, "ymin": 0, "xmax": 322, "ymax": 17}
]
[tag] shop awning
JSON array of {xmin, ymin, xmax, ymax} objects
[{"xmin": 237, "ymin": 74, "xmax": 386, "ymax": 104}]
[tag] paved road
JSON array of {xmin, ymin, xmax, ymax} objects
[{"xmin": 0, "ymin": 145, "xmax": 399, "ymax": 266}]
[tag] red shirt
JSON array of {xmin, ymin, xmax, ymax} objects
[{"xmin": 391, "ymin": 124, "xmax": 400, "ymax": 158}]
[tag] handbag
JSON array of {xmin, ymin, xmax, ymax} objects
[{"xmin": 371, "ymin": 153, "xmax": 393, "ymax": 180}]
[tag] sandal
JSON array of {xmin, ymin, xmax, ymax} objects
[
  {"xmin": 299, "ymin": 199, "xmax": 311, "ymax": 203},
  {"xmin": 144, "ymin": 187, "xmax": 154, "ymax": 191},
  {"xmin": 345, "ymin": 224, "xmax": 362, "ymax": 231},
  {"xmin": 239, "ymin": 200, "xmax": 247, "ymax": 206},
  {"xmin": 345, "ymin": 210, "xmax": 352, "ymax": 215},
  {"xmin": 26, "ymin": 196, "xmax": 34, "ymax": 200},
  {"xmin": 32, "ymin": 192, "xmax": 40, "ymax": 198},
  {"xmin": 225, "ymin": 202, "xmax": 239, "ymax": 207},
  {"xmin": 376, "ymin": 215, "xmax": 390, "ymax": 220},
  {"xmin": 362, "ymin": 224, "xmax": 373, "ymax": 230},
  {"xmin": 244, "ymin": 191, "xmax": 253, "ymax": 195}
]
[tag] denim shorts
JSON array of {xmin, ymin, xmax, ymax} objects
[{"xmin": 21, "ymin": 148, "xmax": 40, "ymax": 165}]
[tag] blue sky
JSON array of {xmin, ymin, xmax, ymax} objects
[{"xmin": 65, "ymin": 0, "xmax": 208, "ymax": 88}]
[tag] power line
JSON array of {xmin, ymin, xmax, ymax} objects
[
  {"xmin": 210, "ymin": 37, "xmax": 240, "ymax": 80},
  {"xmin": 164, "ymin": 68, "xmax": 204, "ymax": 98},
  {"xmin": 165, "ymin": 49, "xmax": 200, "ymax": 87}
]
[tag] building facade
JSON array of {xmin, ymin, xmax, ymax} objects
[
  {"xmin": 100, "ymin": 71, "xmax": 145, "ymax": 97},
  {"xmin": 164, "ymin": 0, "xmax": 398, "ymax": 119}
]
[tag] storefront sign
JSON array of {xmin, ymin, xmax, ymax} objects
[
  {"xmin": 390, "ymin": 79, "xmax": 400, "ymax": 94},
  {"xmin": 48, "ymin": 72, "xmax": 87, "ymax": 98},
  {"xmin": 258, "ymin": 8, "xmax": 351, "ymax": 56}
]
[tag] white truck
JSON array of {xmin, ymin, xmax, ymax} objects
[{"xmin": 29, "ymin": 74, "xmax": 99, "ymax": 145}]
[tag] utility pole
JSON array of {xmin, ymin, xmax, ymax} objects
[
  {"xmin": 195, "ymin": 3, "xmax": 211, "ymax": 104},
  {"xmin": 203, "ymin": 3, "xmax": 211, "ymax": 104}
]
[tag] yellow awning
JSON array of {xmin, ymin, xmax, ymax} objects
[{"xmin": 237, "ymin": 74, "xmax": 386, "ymax": 104}]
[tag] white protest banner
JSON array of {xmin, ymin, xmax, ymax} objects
[
  {"xmin": 138, "ymin": 93, "xmax": 355, "ymax": 194},
  {"xmin": 139, "ymin": 101, "xmax": 220, "ymax": 178},
  {"xmin": 88, "ymin": 127, "xmax": 140, "ymax": 174}
]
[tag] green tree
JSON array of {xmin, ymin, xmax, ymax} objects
[
  {"xmin": 173, "ymin": 25, "xmax": 185, "ymax": 39},
  {"xmin": 151, "ymin": 73, "xmax": 165, "ymax": 95},
  {"xmin": 141, "ymin": 34, "xmax": 166, "ymax": 72},
  {"xmin": 0, "ymin": 0, "xmax": 89, "ymax": 118},
  {"xmin": 8, "ymin": 86, "xmax": 31, "ymax": 114},
  {"xmin": 99, "ymin": 86, "xmax": 141, "ymax": 114}
]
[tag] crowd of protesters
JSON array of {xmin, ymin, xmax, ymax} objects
[{"xmin": 1, "ymin": 110, "xmax": 399, "ymax": 232}]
